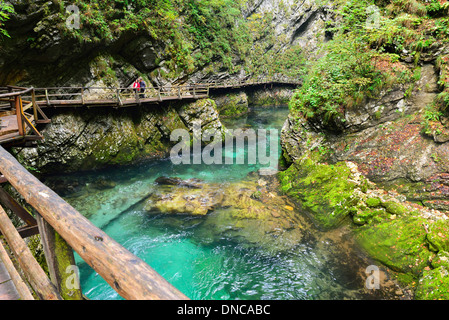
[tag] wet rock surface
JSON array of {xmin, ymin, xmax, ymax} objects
[{"xmin": 15, "ymin": 99, "xmax": 226, "ymax": 173}]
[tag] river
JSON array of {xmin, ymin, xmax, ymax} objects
[{"xmin": 42, "ymin": 106, "xmax": 397, "ymax": 300}]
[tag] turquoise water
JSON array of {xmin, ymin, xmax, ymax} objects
[{"xmin": 44, "ymin": 107, "xmax": 390, "ymax": 300}]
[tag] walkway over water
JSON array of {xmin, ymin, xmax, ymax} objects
[
  {"xmin": 0, "ymin": 78, "xmax": 300, "ymax": 300},
  {"xmin": 0, "ymin": 145, "xmax": 189, "ymax": 300},
  {"xmin": 0, "ymin": 79, "xmax": 300, "ymax": 146}
]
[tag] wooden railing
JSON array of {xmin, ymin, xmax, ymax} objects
[
  {"xmin": 11, "ymin": 78, "xmax": 300, "ymax": 108},
  {"xmin": 0, "ymin": 146, "xmax": 189, "ymax": 300},
  {"xmin": 0, "ymin": 86, "xmax": 50, "ymax": 145}
]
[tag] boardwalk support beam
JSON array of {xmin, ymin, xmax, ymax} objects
[{"xmin": 0, "ymin": 146, "xmax": 189, "ymax": 300}]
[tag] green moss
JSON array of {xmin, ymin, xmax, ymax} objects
[
  {"xmin": 382, "ymin": 201, "xmax": 408, "ymax": 215},
  {"xmin": 250, "ymin": 190, "xmax": 262, "ymax": 200},
  {"xmin": 279, "ymin": 155, "xmax": 358, "ymax": 229},
  {"xmin": 352, "ymin": 208, "xmax": 386, "ymax": 225},
  {"xmin": 366, "ymin": 197, "xmax": 382, "ymax": 208},
  {"xmin": 426, "ymin": 219, "xmax": 449, "ymax": 252},
  {"xmin": 355, "ymin": 214, "xmax": 434, "ymax": 281},
  {"xmin": 216, "ymin": 93, "xmax": 248, "ymax": 117},
  {"xmin": 431, "ymin": 251, "xmax": 449, "ymax": 269},
  {"xmin": 53, "ymin": 232, "xmax": 83, "ymax": 300},
  {"xmin": 415, "ymin": 267, "xmax": 449, "ymax": 300}
]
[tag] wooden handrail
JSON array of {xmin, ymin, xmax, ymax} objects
[
  {"xmin": 0, "ymin": 146, "xmax": 189, "ymax": 300},
  {"xmin": 0, "ymin": 238, "xmax": 35, "ymax": 300},
  {"xmin": 0, "ymin": 204, "xmax": 61, "ymax": 300},
  {"xmin": 0, "ymin": 88, "xmax": 33, "ymax": 99},
  {"xmin": 3, "ymin": 79, "xmax": 302, "ymax": 111}
]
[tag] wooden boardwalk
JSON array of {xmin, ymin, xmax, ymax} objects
[
  {"xmin": 0, "ymin": 79, "xmax": 300, "ymax": 146},
  {"xmin": 0, "ymin": 146, "xmax": 189, "ymax": 300},
  {"xmin": 0, "ymin": 258, "xmax": 20, "ymax": 300},
  {"xmin": 0, "ymin": 79, "xmax": 301, "ymax": 300}
]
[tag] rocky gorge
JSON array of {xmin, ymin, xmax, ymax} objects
[
  {"xmin": 278, "ymin": 0, "xmax": 449, "ymax": 299},
  {"xmin": 2, "ymin": 0, "xmax": 449, "ymax": 300}
]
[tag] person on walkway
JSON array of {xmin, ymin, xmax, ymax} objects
[
  {"xmin": 133, "ymin": 79, "xmax": 140, "ymax": 94},
  {"xmin": 139, "ymin": 78, "xmax": 146, "ymax": 98}
]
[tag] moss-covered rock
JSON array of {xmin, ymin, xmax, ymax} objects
[
  {"xmin": 426, "ymin": 219, "xmax": 449, "ymax": 252},
  {"xmin": 431, "ymin": 251, "xmax": 449, "ymax": 269},
  {"xmin": 16, "ymin": 98, "xmax": 226, "ymax": 173},
  {"xmin": 355, "ymin": 214, "xmax": 434, "ymax": 280},
  {"xmin": 382, "ymin": 201, "xmax": 408, "ymax": 215},
  {"xmin": 366, "ymin": 197, "xmax": 382, "ymax": 208},
  {"xmin": 352, "ymin": 208, "xmax": 387, "ymax": 226},
  {"xmin": 247, "ymin": 88, "xmax": 293, "ymax": 107},
  {"xmin": 213, "ymin": 91, "xmax": 249, "ymax": 118},
  {"xmin": 278, "ymin": 156, "xmax": 358, "ymax": 229},
  {"xmin": 415, "ymin": 266, "xmax": 449, "ymax": 300}
]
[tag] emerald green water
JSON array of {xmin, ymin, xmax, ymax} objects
[{"xmin": 44, "ymin": 107, "xmax": 391, "ymax": 300}]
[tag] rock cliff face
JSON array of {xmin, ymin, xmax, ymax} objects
[
  {"xmin": 0, "ymin": 0, "xmax": 331, "ymax": 87},
  {"xmin": 281, "ymin": 62, "xmax": 449, "ymax": 212},
  {"xmin": 16, "ymin": 99, "xmax": 226, "ymax": 173},
  {"xmin": 2, "ymin": 0, "xmax": 330, "ymax": 172},
  {"xmin": 277, "ymin": 0, "xmax": 449, "ymax": 297}
]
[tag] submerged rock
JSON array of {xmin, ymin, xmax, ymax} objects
[
  {"xmin": 144, "ymin": 177, "xmax": 282, "ymax": 218},
  {"xmin": 155, "ymin": 176, "xmax": 202, "ymax": 189},
  {"xmin": 143, "ymin": 176, "xmax": 307, "ymax": 250}
]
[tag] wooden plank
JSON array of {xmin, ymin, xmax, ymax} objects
[
  {"xmin": 15, "ymin": 96, "xmax": 24, "ymax": 137},
  {"xmin": 0, "ymin": 186, "xmax": 37, "ymax": 226},
  {"xmin": 22, "ymin": 102, "xmax": 33, "ymax": 113},
  {"xmin": 16, "ymin": 225, "xmax": 39, "ymax": 238},
  {"xmin": 0, "ymin": 278, "xmax": 20, "ymax": 300},
  {"xmin": 0, "ymin": 146, "xmax": 188, "ymax": 300},
  {"xmin": 0, "ymin": 133, "xmax": 23, "ymax": 145},
  {"xmin": 0, "ymin": 204, "xmax": 61, "ymax": 300},
  {"xmin": 21, "ymin": 114, "xmax": 42, "ymax": 138},
  {"xmin": 0, "ymin": 239, "xmax": 34, "ymax": 300}
]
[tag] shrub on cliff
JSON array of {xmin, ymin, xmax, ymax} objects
[
  {"xmin": 0, "ymin": 0, "xmax": 13, "ymax": 38},
  {"xmin": 289, "ymin": 0, "xmax": 449, "ymax": 132}
]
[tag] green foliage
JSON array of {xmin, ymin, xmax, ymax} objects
[
  {"xmin": 48, "ymin": 0, "xmax": 305, "ymax": 80},
  {"xmin": 288, "ymin": 0, "xmax": 449, "ymax": 130},
  {"xmin": 289, "ymin": 31, "xmax": 390, "ymax": 129},
  {"xmin": 0, "ymin": 0, "xmax": 14, "ymax": 38}
]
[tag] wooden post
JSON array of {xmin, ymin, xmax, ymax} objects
[
  {"xmin": 0, "ymin": 146, "xmax": 188, "ymax": 300},
  {"xmin": 0, "ymin": 238, "xmax": 35, "ymax": 300},
  {"xmin": 8, "ymin": 87, "xmax": 14, "ymax": 109},
  {"xmin": 15, "ymin": 96, "xmax": 24, "ymax": 137},
  {"xmin": 35, "ymin": 212, "xmax": 83, "ymax": 300},
  {"xmin": 0, "ymin": 204, "xmax": 62, "ymax": 300},
  {"xmin": 117, "ymin": 89, "xmax": 123, "ymax": 107},
  {"xmin": 44, "ymin": 89, "xmax": 50, "ymax": 107},
  {"xmin": 135, "ymin": 89, "xmax": 140, "ymax": 105},
  {"xmin": 32, "ymin": 89, "xmax": 38, "ymax": 122},
  {"xmin": 81, "ymin": 88, "xmax": 85, "ymax": 105}
]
